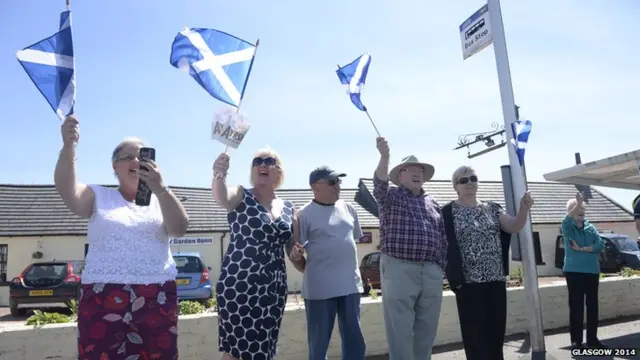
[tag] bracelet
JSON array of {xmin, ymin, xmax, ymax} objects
[{"xmin": 156, "ymin": 186, "xmax": 170, "ymax": 197}]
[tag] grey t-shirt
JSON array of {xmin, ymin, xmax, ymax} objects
[{"xmin": 296, "ymin": 199, "xmax": 364, "ymax": 300}]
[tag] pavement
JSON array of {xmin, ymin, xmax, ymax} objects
[{"xmin": 358, "ymin": 316, "xmax": 640, "ymax": 360}]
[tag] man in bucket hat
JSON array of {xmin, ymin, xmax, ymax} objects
[{"xmin": 372, "ymin": 137, "xmax": 447, "ymax": 360}]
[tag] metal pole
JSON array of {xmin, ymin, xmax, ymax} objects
[{"xmin": 487, "ymin": 0, "xmax": 550, "ymax": 358}]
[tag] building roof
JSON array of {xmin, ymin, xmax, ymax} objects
[
  {"xmin": 0, "ymin": 185, "xmax": 381, "ymax": 237},
  {"xmin": 357, "ymin": 178, "xmax": 633, "ymax": 224},
  {"xmin": 1, "ymin": 178, "xmax": 632, "ymax": 237}
]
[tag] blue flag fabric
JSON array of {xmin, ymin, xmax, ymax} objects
[
  {"xmin": 336, "ymin": 54, "xmax": 371, "ymax": 111},
  {"xmin": 16, "ymin": 9, "xmax": 75, "ymax": 120},
  {"xmin": 511, "ymin": 120, "xmax": 532, "ymax": 166},
  {"xmin": 170, "ymin": 28, "xmax": 257, "ymax": 108}
]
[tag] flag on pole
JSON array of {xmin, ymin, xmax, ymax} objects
[
  {"xmin": 16, "ymin": 8, "xmax": 75, "ymax": 120},
  {"xmin": 336, "ymin": 54, "xmax": 371, "ymax": 111},
  {"xmin": 511, "ymin": 120, "xmax": 532, "ymax": 166},
  {"xmin": 170, "ymin": 28, "xmax": 257, "ymax": 108}
]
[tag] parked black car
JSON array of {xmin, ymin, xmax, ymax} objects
[
  {"xmin": 555, "ymin": 232, "xmax": 640, "ymax": 273},
  {"xmin": 9, "ymin": 260, "xmax": 84, "ymax": 316}
]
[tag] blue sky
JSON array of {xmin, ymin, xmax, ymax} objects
[{"xmin": 1, "ymin": 0, "xmax": 638, "ymax": 211}]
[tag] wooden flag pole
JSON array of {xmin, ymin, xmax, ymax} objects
[{"xmin": 224, "ymin": 38, "xmax": 260, "ymax": 154}]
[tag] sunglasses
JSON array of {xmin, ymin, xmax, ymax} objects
[
  {"xmin": 326, "ymin": 178, "xmax": 342, "ymax": 186},
  {"xmin": 252, "ymin": 157, "xmax": 277, "ymax": 167},
  {"xmin": 457, "ymin": 175, "xmax": 478, "ymax": 185}
]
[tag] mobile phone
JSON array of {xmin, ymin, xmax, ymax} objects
[{"xmin": 135, "ymin": 147, "xmax": 156, "ymax": 206}]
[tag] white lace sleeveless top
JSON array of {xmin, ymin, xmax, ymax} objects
[{"xmin": 81, "ymin": 185, "xmax": 177, "ymax": 285}]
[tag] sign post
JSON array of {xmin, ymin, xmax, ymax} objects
[
  {"xmin": 461, "ymin": 1, "xmax": 552, "ymax": 358},
  {"xmin": 459, "ymin": 4, "xmax": 493, "ymax": 60}
]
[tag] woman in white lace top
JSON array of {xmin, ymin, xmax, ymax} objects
[{"xmin": 54, "ymin": 115, "xmax": 189, "ymax": 360}]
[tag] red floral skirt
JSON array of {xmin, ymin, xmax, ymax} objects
[{"xmin": 77, "ymin": 281, "xmax": 179, "ymax": 360}]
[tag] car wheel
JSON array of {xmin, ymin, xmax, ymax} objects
[{"xmin": 9, "ymin": 300, "xmax": 25, "ymax": 317}]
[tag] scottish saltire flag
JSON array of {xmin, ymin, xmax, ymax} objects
[
  {"xmin": 170, "ymin": 28, "xmax": 257, "ymax": 108},
  {"xmin": 511, "ymin": 120, "xmax": 532, "ymax": 166},
  {"xmin": 16, "ymin": 9, "xmax": 75, "ymax": 120},
  {"xmin": 336, "ymin": 54, "xmax": 371, "ymax": 111}
]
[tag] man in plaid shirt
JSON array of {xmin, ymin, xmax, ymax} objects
[{"xmin": 373, "ymin": 137, "xmax": 447, "ymax": 360}]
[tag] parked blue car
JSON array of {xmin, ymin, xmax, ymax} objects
[{"xmin": 172, "ymin": 252, "xmax": 213, "ymax": 303}]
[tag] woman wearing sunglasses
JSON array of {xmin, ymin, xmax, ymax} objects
[
  {"xmin": 442, "ymin": 165, "xmax": 534, "ymax": 360},
  {"xmin": 212, "ymin": 148, "xmax": 295, "ymax": 360}
]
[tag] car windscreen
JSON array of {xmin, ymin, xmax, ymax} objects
[
  {"xmin": 610, "ymin": 236, "xmax": 640, "ymax": 252},
  {"xmin": 24, "ymin": 263, "xmax": 67, "ymax": 280},
  {"xmin": 173, "ymin": 256, "xmax": 203, "ymax": 273}
]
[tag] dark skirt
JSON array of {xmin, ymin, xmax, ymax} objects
[{"xmin": 77, "ymin": 281, "xmax": 179, "ymax": 360}]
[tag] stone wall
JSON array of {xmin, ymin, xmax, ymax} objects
[{"xmin": 1, "ymin": 277, "xmax": 639, "ymax": 360}]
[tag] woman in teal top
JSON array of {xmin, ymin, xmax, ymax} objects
[{"xmin": 561, "ymin": 192, "xmax": 607, "ymax": 350}]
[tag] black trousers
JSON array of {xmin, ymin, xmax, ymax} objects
[
  {"xmin": 454, "ymin": 281, "xmax": 507, "ymax": 360},
  {"xmin": 565, "ymin": 272, "xmax": 600, "ymax": 345}
]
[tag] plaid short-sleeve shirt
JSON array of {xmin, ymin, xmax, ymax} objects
[{"xmin": 373, "ymin": 174, "xmax": 447, "ymax": 269}]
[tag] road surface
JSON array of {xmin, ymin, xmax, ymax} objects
[{"xmin": 359, "ymin": 316, "xmax": 640, "ymax": 360}]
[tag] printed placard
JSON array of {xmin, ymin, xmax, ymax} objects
[{"xmin": 212, "ymin": 107, "xmax": 251, "ymax": 149}]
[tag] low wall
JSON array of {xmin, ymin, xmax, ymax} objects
[{"xmin": 1, "ymin": 277, "xmax": 639, "ymax": 360}]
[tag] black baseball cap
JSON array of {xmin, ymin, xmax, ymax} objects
[{"xmin": 309, "ymin": 166, "xmax": 346, "ymax": 185}]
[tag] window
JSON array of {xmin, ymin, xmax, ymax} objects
[
  {"xmin": 365, "ymin": 252, "xmax": 380, "ymax": 267},
  {"xmin": 358, "ymin": 231, "xmax": 373, "ymax": 244},
  {"xmin": 532, "ymin": 232, "xmax": 545, "ymax": 265},
  {"xmin": 84, "ymin": 244, "xmax": 89, "ymax": 257},
  {"xmin": 0, "ymin": 245, "xmax": 7, "ymax": 284}
]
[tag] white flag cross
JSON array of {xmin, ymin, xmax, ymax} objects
[{"xmin": 179, "ymin": 28, "xmax": 255, "ymax": 106}]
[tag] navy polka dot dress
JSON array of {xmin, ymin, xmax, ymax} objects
[{"xmin": 217, "ymin": 188, "xmax": 294, "ymax": 360}]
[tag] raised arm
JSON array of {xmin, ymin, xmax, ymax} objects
[
  {"xmin": 561, "ymin": 213, "xmax": 575, "ymax": 251},
  {"xmin": 137, "ymin": 157, "xmax": 189, "ymax": 238},
  {"xmin": 211, "ymin": 153, "xmax": 243, "ymax": 212},
  {"xmin": 499, "ymin": 192, "xmax": 534, "ymax": 234},
  {"xmin": 54, "ymin": 116, "xmax": 95, "ymax": 219},
  {"xmin": 373, "ymin": 137, "xmax": 395, "ymax": 206}
]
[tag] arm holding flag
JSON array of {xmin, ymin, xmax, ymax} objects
[
  {"xmin": 54, "ymin": 116, "xmax": 95, "ymax": 218},
  {"xmin": 211, "ymin": 153, "xmax": 243, "ymax": 211}
]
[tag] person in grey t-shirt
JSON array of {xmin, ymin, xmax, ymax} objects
[{"xmin": 287, "ymin": 166, "xmax": 366, "ymax": 360}]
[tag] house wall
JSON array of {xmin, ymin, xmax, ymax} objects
[{"xmin": 2, "ymin": 221, "xmax": 635, "ymax": 306}]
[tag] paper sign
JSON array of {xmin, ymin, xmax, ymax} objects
[{"xmin": 212, "ymin": 107, "xmax": 251, "ymax": 149}]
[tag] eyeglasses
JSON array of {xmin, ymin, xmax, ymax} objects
[
  {"xmin": 116, "ymin": 154, "xmax": 138, "ymax": 162},
  {"xmin": 456, "ymin": 175, "xmax": 478, "ymax": 185},
  {"xmin": 252, "ymin": 157, "xmax": 277, "ymax": 167},
  {"xmin": 402, "ymin": 167, "xmax": 424, "ymax": 173}
]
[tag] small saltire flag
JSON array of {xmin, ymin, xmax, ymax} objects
[
  {"xmin": 511, "ymin": 120, "xmax": 532, "ymax": 166},
  {"xmin": 336, "ymin": 54, "xmax": 371, "ymax": 111},
  {"xmin": 170, "ymin": 28, "xmax": 257, "ymax": 108},
  {"xmin": 16, "ymin": 8, "xmax": 75, "ymax": 120}
]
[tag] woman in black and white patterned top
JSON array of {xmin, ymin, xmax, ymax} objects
[{"xmin": 442, "ymin": 165, "xmax": 534, "ymax": 360}]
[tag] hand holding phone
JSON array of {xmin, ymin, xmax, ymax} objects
[{"xmin": 135, "ymin": 147, "xmax": 156, "ymax": 206}]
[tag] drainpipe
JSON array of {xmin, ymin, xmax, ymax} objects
[{"xmin": 219, "ymin": 231, "xmax": 227, "ymax": 261}]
